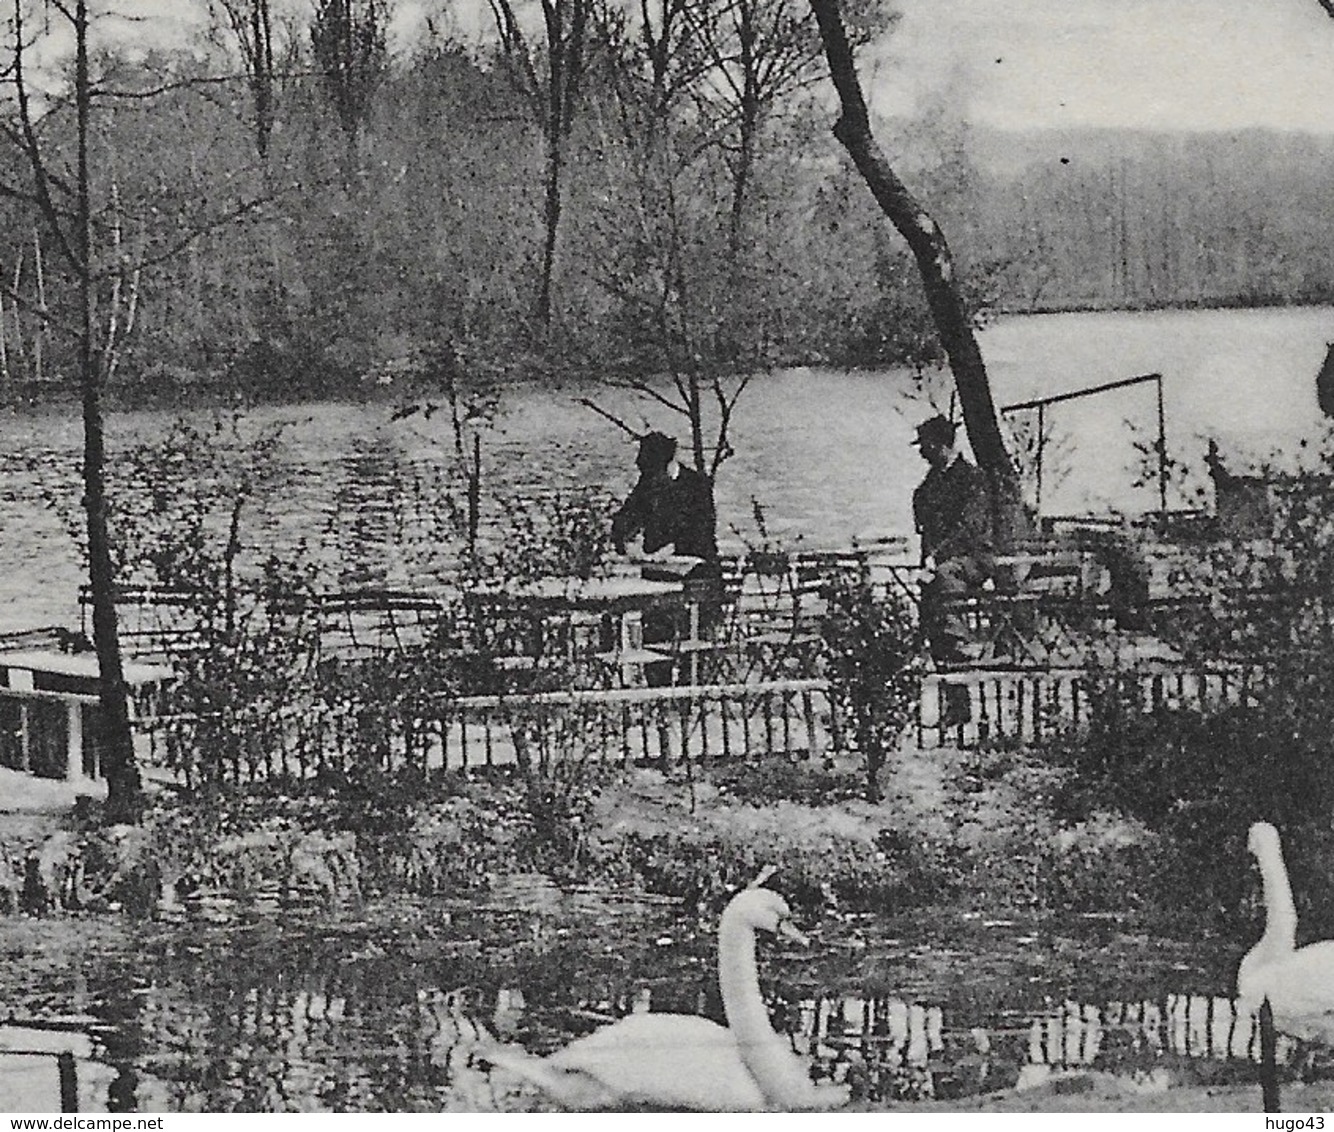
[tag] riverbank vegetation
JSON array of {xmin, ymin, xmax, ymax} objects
[{"xmin": 0, "ymin": 7, "xmax": 1331, "ymax": 408}]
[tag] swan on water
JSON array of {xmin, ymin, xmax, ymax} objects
[
  {"xmin": 1236, "ymin": 821, "xmax": 1334, "ymax": 1041},
  {"xmin": 486, "ymin": 884, "xmax": 849, "ymax": 1111}
]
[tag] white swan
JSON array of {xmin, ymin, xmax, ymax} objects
[
  {"xmin": 1236, "ymin": 821, "xmax": 1334, "ymax": 1041},
  {"xmin": 487, "ymin": 886, "xmax": 848, "ymax": 1111}
]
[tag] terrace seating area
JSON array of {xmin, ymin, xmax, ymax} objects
[
  {"xmin": 82, "ymin": 544, "xmax": 901, "ymax": 689},
  {"xmin": 0, "ymin": 631, "xmax": 171, "ymax": 785},
  {"xmin": 56, "ymin": 516, "xmax": 1297, "ymax": 785}
]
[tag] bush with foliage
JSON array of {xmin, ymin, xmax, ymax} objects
[
  {"xmin": 1021, "ymin": 450, "xmax": 1334, "ymax": 926},
  {"xmin": 593, "ymin": 795, "xmax": 961, "ymax": 916},
  {"xmin": 1044, "ymin": 685, "xmax": 1334, "ymax": 927},
  {"xmin": 818, "ymin": 576, "xmax": 923, "ymax": 802}
]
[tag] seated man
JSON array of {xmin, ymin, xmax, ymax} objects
[
  {"xmin": 611, "ymin": 432, "xmax": 720, "ymax": 684},
  {"xmin": 611, "ymin": 431, "xmax": 719, "ymax": 571},
  {"xmin": 911, "ymin": 414, "xmax": 995, "ymax": 670}
]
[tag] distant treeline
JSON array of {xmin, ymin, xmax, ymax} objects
[
  {"xmin": 0, "ymin": 11, "xmax": 1330, "ymax": 407},
  {"xmin": 958, "ymin": 126, "xmax": 1334, "ymax": 315}
]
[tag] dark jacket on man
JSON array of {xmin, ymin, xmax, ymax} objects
[
  {"xmin": 612, "ymin": 463, "xmax": 718, "ymax": 563},
  {"xmin": 912, "ymin": 455, "xmax": 994, "ymax": 567}
]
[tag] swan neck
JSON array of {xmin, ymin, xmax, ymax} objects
[
  {"xmin": 718, "ymin": 911, "xmax": 774, "ymax": 1049},
  {"xmin": 1256, "ymin": 839, "xmax": 1297, "ymax": 949},
  {"xmin": 717, "ymin": 907, "xmax": 821, "ymax": 1109}
]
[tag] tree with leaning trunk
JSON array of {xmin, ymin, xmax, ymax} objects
[{"xmin": 808, "ymin": 0, "xmax": 1025, "ymax": 539}]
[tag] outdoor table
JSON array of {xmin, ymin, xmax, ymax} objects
[
  {"xmin": 493, "ymin": 575, "xmax": 685, "ymax": 609},
  {"xmin": 471, "ymin": 573, "xmax": 701, "ymax": 686}
]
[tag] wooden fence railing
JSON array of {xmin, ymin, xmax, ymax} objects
[
  {"xmin": 140, "ymin": 679, "xmax": 844, "ymax": 785},
  {"xmin": 439, "ymin": 680, "xmax": 840, "ymax": 772},
  {"xmin": 919, "ymin": 662, "xmax": 1268, "ymax": 749},
  {"xmin": 137, "ymin": 659, "xmax": 1281, "ymax": 786}
]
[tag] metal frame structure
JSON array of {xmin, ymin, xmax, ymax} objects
[{"xmin": 1001, "ymin": 372, "xmax": 1167, "ymax": 516}]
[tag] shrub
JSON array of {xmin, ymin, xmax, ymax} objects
[
  {"xmin": 1044, "ymin": 687, "xmax": 1334, "ymax": 926},
  {"xmin": 819, "ymin": 576, "xmax": 923, "ymax": 802},
  {"xmin": 590, "ymin": 791, "xmax": 956, "ymax": 915}
]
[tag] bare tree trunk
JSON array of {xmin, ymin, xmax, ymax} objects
[
  {"xmin": 0, "ymin": 283, "xmax": 8, "ymax": 386},
  {"xmin": 216, "ymin": 0, "xmax": 278, "ymax": 160},
  {"xmin": 9, "ymin": 257, "xmax": 24, "ymax": 377},
  {"xmin": 344, "ymin": 125, "xmax": 359, "ymax": 189},
  {"xmin": 687, "ymin": 368, "xmax": 705, "ymax": 473},
  {"xmin": 728, "ymin": 115, "xmax": 754, "ymax": 262},
  {"xmin": 252, "ymin": 0, "xmax": 275, "ymax": 158},
  {"xmin": 808, "ymin": 0, "xmax": 1016, "ymax": 495},
  {"xmin": 73, "ymin": 0, "xmax": 140, "ymax": 823},
  {"xmin": 310, "ymin": 0, "xmax": 386, "ymax": 188},
  {"xmin": 468, "ymin": 432, "xmax": 481, "ymax": 555},
  {"xmin": 490, "ymin": 0, "xmax": 588, "ymax": 328},
  {"xmin": 727, "ymin": 16, "xmax": 758, "ymax": 261},
  {"xmin": 538, "ymin": 132, "xmax": 563, "ymax": 325},
  {"xmin": 32, "ymin": 231, "xmax": 44, "ymax": 384}
]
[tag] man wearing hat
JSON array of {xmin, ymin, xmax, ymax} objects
[
  {"xmin": 612, "ymin": 432, "xmax": 719, "ymax": 686},
  {"xmin": 611, "ymin": 431, "xmax": 718, "ymax": 566},
  {"xmin": 911, "ymin": 414, "xmax": 995, "ymax": 671}
]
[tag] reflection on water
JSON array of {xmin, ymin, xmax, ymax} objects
[
  {"xmin": 1011, "ymin": 993, "xmax": 1305, "ymax": 1095},
  {"xmin": 4, "ymin": 896, "xmax": 1329, "ymax": 1113}
]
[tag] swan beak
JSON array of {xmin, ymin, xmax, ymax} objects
[{"xmin": 777, "ymin": 918, "xmax": 809, "ymax": 946}]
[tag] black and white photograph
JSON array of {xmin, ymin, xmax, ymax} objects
[{"xmin": 1, "ymin": 0, "xmax": 1333, "ymax": 1115}]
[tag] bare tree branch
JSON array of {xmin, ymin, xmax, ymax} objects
[
  {"xmin": 101, "ymin": 186, "xmax": 299, "ymax": 281},
  {"xmin": 91, "ymin": 73, "xmax": 251, "ymax": 99},
  {"xmin": 0, "ymin": 275, "xmax": 77, "ymax": 339},
  {"xmin": 10, "ymin": 0, "xmax": 79, "ymax": 270},
  {"xmin": 609, "ymin": 377, "xmax": 690, "ymax": 415},
  {"xmin": 0, "ymin": 121, "xmax": 78, "ymax": 210},
  {"xmin": 0, "ymin": 175, "xmax": 59, "ymax": 213},
  {"xmin": 575, "ymin": 397, "xmax": 643, "ymax": 437},
  {"xmin": 709, "ymin": 370, "xmax": 750, "ymax": 477},
  {"xmin": 488, "ymin": 0, "xmax": 544, "ymax": 116}
]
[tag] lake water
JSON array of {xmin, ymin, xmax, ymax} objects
[
  {"xmin": 1, "ymin": 305, "xmax": 1330, "ymax": 633},
  {"xmin": 0, "ymin": 888, "xmax": 1304, "ymax": 1113}
]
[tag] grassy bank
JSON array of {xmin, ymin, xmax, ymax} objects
[{"xmin": 2, "ymin": 737, "xmax": 1214, "ymax": 935}]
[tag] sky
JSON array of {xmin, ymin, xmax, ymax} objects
[
  {"xmin": 872, "ymin": 0, "xmax": 1334, "ymax": 133},
  {"xmin": 112, "ymin": 0, "xmax": 1334, "ymax": 134}
]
